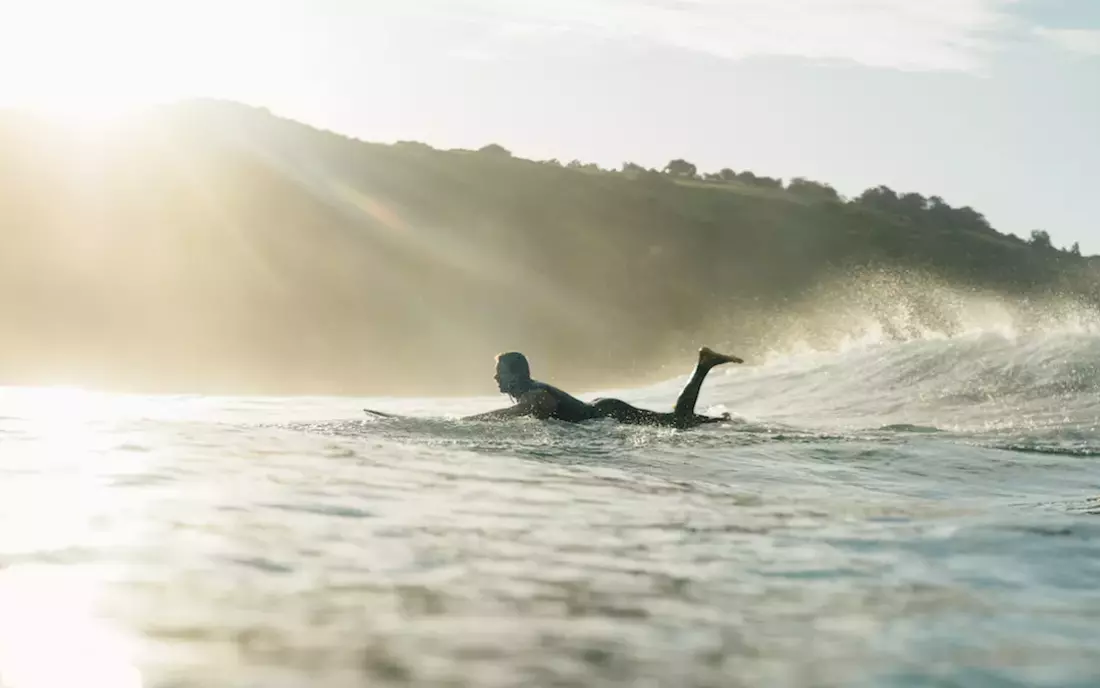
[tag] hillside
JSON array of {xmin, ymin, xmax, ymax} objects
[{"xmin": 0, "ymin": 100, "xmax": 1095, "ymax": 396}]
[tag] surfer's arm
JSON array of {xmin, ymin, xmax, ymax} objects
[
  {"xmin": 462, "ymin": 406, "xmax": 530, "ymax": 421},
  {"xmin": 462, "ymin": 389, "xmax": 557, "ymax": 421}
]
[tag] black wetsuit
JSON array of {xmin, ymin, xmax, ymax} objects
[
  {"xmin": 527, "ymin": 381, "xmax": 723, "ymax": 428},
  {"xmin": 528, "ymin": 381, "xmax": 601, "ymax": 422}
]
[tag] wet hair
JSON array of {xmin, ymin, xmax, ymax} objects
[{"xmin": 495, "ymin": 351, "xmax": 531, "ymax": 379}]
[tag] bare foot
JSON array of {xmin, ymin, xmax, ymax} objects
[{"xmin": 699, "ymin": 347, "xmax": 744, "ymax": 367}]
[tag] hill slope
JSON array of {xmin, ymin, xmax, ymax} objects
[{"xmin": 0, "ymin": 101, "xmax": 1095, "ymax": 395}]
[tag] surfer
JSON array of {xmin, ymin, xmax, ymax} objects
[{"xmin": 463, "ymin": 347, "xmax": 743, "ymax": 428}]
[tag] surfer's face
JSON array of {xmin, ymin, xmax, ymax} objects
[{"xmin": 494, "ymin": 365, "xmax": 522, "ymax": 394}]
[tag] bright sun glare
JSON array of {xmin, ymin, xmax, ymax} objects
[
  {"xmin": 0, "ymin": 2, "xmax": 196, "ymax": 129},
  {"xmin": 13, "ymin": 53, "xmax": 171, "ymax": 130},
  {"xmin": 0, "ymin": 386, "xmax": 146, "ymax": 688},
  {"xmin": 2, "ymin": 1, "xmax": 304, "ymax": 129},
  {"xmin": 26, "ymin": 90, "xmax": 155, "ymax": 129}
]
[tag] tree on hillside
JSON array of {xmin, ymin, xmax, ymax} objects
[
  {"xmin": 634, "ymin": 168, "xmax": 670, "ymax": 188},
  {"xmin": 478, "ymin": 143, "xmax": 512, "ymax": 157},
  {"xmin": 952, "ymin": 206, "xmax": 993, "ymax": 233},
  {"xmin": 1071, "ymin": 242, "xmax": 1081, "ymax": 256},
  {"xmin": 565, "ymin": 160, "xmax": 601, "ymax": 171},
  {"xmin": 663, "ymin": 159, "xmax": 697, "ymax": 178},
  {"xmin": 731, "ymin": 171, "xmax": 780, "ymax": 188},
  {"xmin": 719, "ymin": 168, "xmax": 737, "ymax": 182},
  {"xmin": 926, "ymin": 195, "xmax": 954, "ymax": 219},
  {"xmin": 898, "ymin": 192, "xmax": 928, "ymax": 214},
  {"xmin": 787, "ymin": 177, "xmax": 839, "ymax": 201},
  {"xmin": 1029, "ymin": 229, "xmax": 1052, "ymax": 248},
  {"xmin": 752, "ymin": 176, "xmax": 783, "ymax": 189},
  {"xmin": 621, "ymin": 162, "xmax": 646, "ymax": 174},
  {"xmin": 394, "ymin": 140, "xmax": 434, "ymax": 154},
  {"xmin": 857, "ymin": 185, "xmax": 902, "ymax": 212}
]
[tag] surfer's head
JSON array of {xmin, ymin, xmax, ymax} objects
[{"xmin": 494, "ymin": 351, "xmax": 532, "ymax": 396}]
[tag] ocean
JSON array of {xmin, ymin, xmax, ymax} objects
[{"xmin": 2, "ymin": 328, "xmax": 1100, "ymax": 687}]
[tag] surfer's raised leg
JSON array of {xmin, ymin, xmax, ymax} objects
[{"xmin": 672, "ymin": 347, "xmax": 743, "ymax": 422}]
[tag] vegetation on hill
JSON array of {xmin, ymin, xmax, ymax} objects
[{"xmin": 0, "ymin": 100, "xmax": 1094, "ymax": 395}]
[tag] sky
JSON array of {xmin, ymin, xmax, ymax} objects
[{"xmin": 0, "ymin": 0, "xmax": 1097, "ymax": 251}]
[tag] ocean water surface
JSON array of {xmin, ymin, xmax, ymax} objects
[{"xmin": 2, "ymin": 330, "xmax": 1100, "ymax": 687}]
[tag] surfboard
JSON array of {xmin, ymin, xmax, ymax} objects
[{"xmin": 362, "ymin": 407, "xmax": 404, "ymax": 418}]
